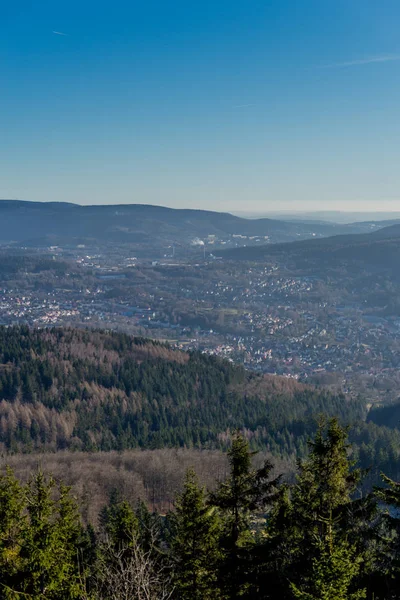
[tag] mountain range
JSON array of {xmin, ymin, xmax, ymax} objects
[
  {"xmin": 221, "ymin": 223, "xmax": 400, "ymax": 276},
  {"xmin": 0, "ymin": 200, "xmax": 397, "ymax": 249},
  {"xmin": 0, "ymin": 325, "xmax": 399, "ymax": 486}
]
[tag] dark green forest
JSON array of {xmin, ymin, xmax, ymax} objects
[
  {"xmin": 0, "ymin": 254, "xmax": 69, "ymax": 278},
  {"xmin": 1, "ymin": 328, "xmax": 400, "ymax": 598},
  {"xmin": 1, "ymin": 422, "xmax": 400, "ymax": 599},
  {"xmin": 222, "ymin": 224, "xmax": 400, "ymax": 278},
  {"xmin": 0, "ymin": 326, "xmax": 400, "ymax": 484}
]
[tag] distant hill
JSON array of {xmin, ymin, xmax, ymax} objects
[
  {"xmin": 237, "ymin": 210, "xmax": 400, "ymax": 224},
  {"xmin": 368, "ymin": 401, "xmax": 400, "ymax": 430},
  {"xmin": 0, "ymin": 325, "xmax": 356, "ymax": 454},
  {"xmin": 221, "ymin": 223, "xmax": 400, "ymax": 275},
  {"xmin": 0, "ymin": 200, "xmax": 392, "ymax": 249},
  {"xmin": 0, "ymin": 326, "xmax": 399, "ymax": 482},
  {"xmin": 0, "ymin": 327, "xmax": 365, "ymax": 453}
]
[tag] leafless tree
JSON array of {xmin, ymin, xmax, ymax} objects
[{"xmin": 96, "ymin": 537, "xmax": 173, "ymax": 600}]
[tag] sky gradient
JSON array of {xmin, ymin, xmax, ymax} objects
[{"xmin": 1, "ymin": 0, "xmax": 400, "ymax": 211}]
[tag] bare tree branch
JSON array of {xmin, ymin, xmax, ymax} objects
[{"xmin": 96, "ymin": 536, "xmax": 173, "ymax": 600}]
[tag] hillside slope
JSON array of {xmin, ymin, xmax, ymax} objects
[
  {"xmin": 0, "ymin": 326, "xmax": 399, "ymax": 484},
  {"xmin": 0, "ymin": 326, "xmax": 360, "ymax": 452},
  {"xmin": 0, "ymin": 199, "xmax": 389, "ymax": 248},
  {"xmin": 221, "ymin": 224, "xmax": 400, "ymax": 276}
]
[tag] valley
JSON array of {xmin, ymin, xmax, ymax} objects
[{"xmin": 2, "ymin": 219, "xmax": 400, "ymax": 407}]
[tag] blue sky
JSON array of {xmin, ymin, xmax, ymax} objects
[{"xmin": 1, "ymin": 0, "xmax": 400, "ymax": 211}]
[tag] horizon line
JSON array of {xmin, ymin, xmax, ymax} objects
[{"xmin": 1, "ymin": 198, "xmax": 400, "ymax": 215}]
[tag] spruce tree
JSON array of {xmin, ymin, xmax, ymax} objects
[
  {"xmin": 135, "ymin": 499, "xmax": 164, "ymax": 556},
  {"xmin": 264, "ymin": 418, "xmax": 368, "ymax": 600},
  {"xmin": 210, "ymin": 432, "xmax": 280, "ymax": 599},
  {"xmin": 169, "ymin": 468, "xmax": 222, "ymax": 600},
  {"xmin": 290, "ymin": 538, "xmax": 366, "ymax": 600},
  {"xmin": 9, "ymin": 471, "xmax": 86, "ymax": 599},
  {"xmin": 374, "ymin": 474, "xmax": 400, "ymax": 599},
  {"xmin": 0, "ymin": 468, "xmax": 25, "ymax": 599},
  {"xmin": 99, "ymin": 490, "xmax": 139, "ymax": 550}
]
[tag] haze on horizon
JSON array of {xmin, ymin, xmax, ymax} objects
[{"xmin": 1, "ymin": 0, "xmax": 400, "ymax": 213}]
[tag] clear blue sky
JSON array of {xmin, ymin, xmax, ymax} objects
[{"xmin": 1, "ymin": 0, "xmax": 400, "ymax": 211}]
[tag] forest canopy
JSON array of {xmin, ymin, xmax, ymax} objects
[
  {"xmin": 0, "ymin": 326, "xmax": 399, "ymax": 485},
  {"xmin": 1, "ymin": 423, "xmax": 400, "ymax": 600}
]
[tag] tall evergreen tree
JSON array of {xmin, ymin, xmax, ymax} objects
[
  {"xmin": 290, "ymin": 538, "xmax": 366, "ymax": 600},
  {"xmin": 0, "ymin": 468, "xmax": 25, "ymax": 599},
  {"xmin": 210, "ymin": 432, "xmax": 280, "ymax": 599},
  {"xmin": 135, "ymin": 499, "xmax": 165, "ymax": 563},
  {"xmin": 169, "ymin": 468, "xmax": 222, "ymax": 600},
  {"xmin": 2, "ymin": 470, "xmax": 86, "ymax": 600},
  {"xmin": 374, "ymin": 474, "xmax": 400, "ymax": 599},
  {"xmin": 263, "ymin": 418, "xmax": 369, "ymax": 600},
  {"xmin": 99, "ymin": 490, "xmax": 139, "ymax": 550}
]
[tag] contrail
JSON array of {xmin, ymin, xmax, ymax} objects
[
  {"xmin": 53, "ymin": 31, "xmax": 68, "ymax": 36},
  {"xmin": 234, "ymin": 104, "xmax": 255, "ymax": 108},
  {"xmin": 320, "ymin": 54, "xmax": 400, "ymax": 68}
]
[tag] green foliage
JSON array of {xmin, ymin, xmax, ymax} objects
[
  {"xmin": 290, "ymin": 539, "xmax": 366, "ymax": 600},
  {"xmin": 210, "ymin": 433, "xmax": 280, "ymax": 599},
  {"xmin": 168, "ymin": 468, "xmax": 222, "ymax": 600},
  {"xmin": 373, "ymin": 474, "xmax": 400, "ymax": 599},
  {"xmin": 0, "ymin": 468, "xmax": 25, "ymax": 597},
  {"xmin": 99, "ymin": 491, "xmax": 139, "ymax": 550},
  {"xmin": 292, "ymin": 418, "xmax": 361, "ymax": 533},
  {"xmin": 0, "ymin": 469, "xmax": 86, "ymax": 600},
  {"xmin": 3, "ymin": 328, "xmax": 400, "ymax": 598},
  {"xmin": 263, "ymin": 419, "xmax": 369, "ymax": 600},
  {"xmin": 2, "ymin": 424, "xmax": 400, "ymax": 599},
  {"xmin": 0, "ymin": 325, "xmax": 398, "ymax": 487}
]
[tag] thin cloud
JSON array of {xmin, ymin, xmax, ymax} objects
[
  {"xmin": 320, "ymin": 54, "xmax": 400, "ymax": 68},
  {"xmin": 52, "ymin": 30, "xmax": 68, "ymax": 36}
]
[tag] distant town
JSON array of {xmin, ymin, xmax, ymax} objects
[{"xmin": 1, "ymin": 236, "xmax": 400, "ymax": 405}]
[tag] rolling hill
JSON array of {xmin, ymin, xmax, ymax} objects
[
  {"xmin": 0, "ymin": 325, "xmax": 354, "ymax": 454},
  {"xmin": 0, "ymin": 326, "xmax": 399, "ymax": 485},
  {"xmin": 0, "ymin": 199, "xmax": 392, "ymax": 249},
  {"xmin": 221, "ymin": 223, "xmax": 400, "ymax": 276}
]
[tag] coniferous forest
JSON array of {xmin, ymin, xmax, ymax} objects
[
  {"xmin": 2, "ymin": 327, "xmax": 400, "ymax": 598},
  {"xmin": 0, "ymin": 325, "xmax": 399, "ymax": 485},
  {"xmin": 1, "ymin": 422, "xmax": 400, "ymax": 599}
]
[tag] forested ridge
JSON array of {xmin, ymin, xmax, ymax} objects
[
  {"xmin": 2, "ymin": 422, "xmax": 400, "ymax": 599},
  {"xmin": 0, "ymin": 326, "xmax": 400, "ymax": 481},
  {"xmin": 0, "ymin": 199, "xmax": 367, "ymax": 248},
  {"xmin": 222, "ymin": 224, "xmax": 400, "ymax": 276}
]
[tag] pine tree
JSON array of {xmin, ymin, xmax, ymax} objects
[
  {"xmin": 0, "ymin": 468, "xmax": 25, "ymax": 599},
  {"xmin": 290, "ymin": 538, "xmax": 366, "ymax": 600},
  {"xmin": 210, "ymin": 432, "xmax": 280, "ymax": 599},
  {"xmin": 264, "ymin": 418, "xmax": 368, "ymax": 600},
  {"xmin": 374, "ymin": 474, "xmax": 400, "ymax": 599},
  {"xmin": 97, "ymin": 492, "xmax": 172, "ymax": 600},
  {"xmin": 169, "ymin": 468, "xmax": 222, "ymax": 600},
  {"xmin": 8, "ymin": 471, "xmax": 86, "ymax": 599},
  {"xmin": 99, "ymin": 490, "xmax": 139, "ymax": 550},
  {"xmin": 135, "ymin": 499, "xmax": 164, "ymax": 556}
]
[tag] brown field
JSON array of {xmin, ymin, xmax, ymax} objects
[{"xmin": 0, "ymin": 448, "xmax": 290, "ymax": 524}]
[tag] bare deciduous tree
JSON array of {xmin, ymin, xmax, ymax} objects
[{"xmin": 96, "ymin": 537, "xmax": 173, "ymax": 600}]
